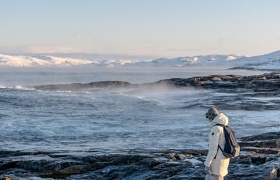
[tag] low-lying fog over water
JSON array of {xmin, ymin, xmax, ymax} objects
[{"xmin": 1, "ymin": 67, "xmax": 279, "ymax": 154}]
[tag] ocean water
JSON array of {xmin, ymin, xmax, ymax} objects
[{"xmin": 1, "ymin": 67, "xmax": 279, "ymax": 154}]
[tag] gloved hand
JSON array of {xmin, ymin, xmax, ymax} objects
[{"xmin": 204, "ymin": 166, "xmax": 211, "ymax": 174}]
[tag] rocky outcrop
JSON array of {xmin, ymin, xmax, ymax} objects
[
  {"xmin": 240, "ymin": 131, "xmax": 280, "ymax": 151},
  {"xmin": 32, "ymin": 72, "xmax": 280, "ymax": 112},
  {"xmin": 34, "ymin": 72, "xmax": 280, "ymax": 91},
  {"xmin": 1, "ymin": 132, "xmax": 279, "ymax": 180},
  {"xmin": 227, "ymin": 131, "xmax": 280, "ymax": 180},
  {"xmin": 163, "ymin": 72, "xmax": 280, "ymax": 90}
]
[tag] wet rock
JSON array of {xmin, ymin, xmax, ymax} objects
[
  {"xmin": 0, "ymin": 143, "xmax": 279, "ymax": 180},
  {"xmin": 137, "ymin": 158, "xmax": 161, "ymax": 167},
  {"xmin": 240, "ymin": 139, "xmax": 280, "ymax": 149},
  {"xmin": 58, "ymin": 165, "xmax": 87, "ymax": 175},
  {"xmin": 241, "ymin": 131, "xmax": 280, "ymax": 141},
  {"xmin": 1, "ymin": 132, "xmax": 280, "ymax": 179},
  {"xmin": 241, "ymin": 147, "xmax": 280, "ymax": 154},
  {"xmin": 240, "ymin": 131, "xmax": 280, "ymax": 154}
]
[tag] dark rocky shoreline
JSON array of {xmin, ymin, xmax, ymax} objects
[
  {"xmin": 34, "ymin": 72, "xmax": 280, "ymax": 91},
  {"xmin": 2, "ymin": 72, "xmax": 276, "ymax": 179},
  {"xmin": 34, "ymin": 72, "xmax": 280, "ymax": 109},
  {"xmin": 34, "ymin": 72, "xmax": 280, "ymax": 111},
  {"xmin": 0, "ymin": 131, "xmax": 279, "ymax": 180}
]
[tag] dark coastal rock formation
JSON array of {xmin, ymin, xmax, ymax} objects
[
  {"xmin": 34, "ymin": 81, "xmax": 131, "ymax": 91},
  {"xmin": 163, "ymin": 72, "xmax": 280, "ymax": 90},
  {"xmin": 1, "ymin": 132, "xmax": 279, "ymax": 180},
  {"xmin": 161, "ymin": 72, "xmax": 280, "ymax": 111},
  {"xmin": 240, "ymin": 131, "xmax": 280, "ymax": 151},
  {"xmin": 33, "ymin": 72, "xmax": 280, "ymax": 112},
  {"xmin": 34, "ymin": 72, "xmax": 280, "ymax": 91}
]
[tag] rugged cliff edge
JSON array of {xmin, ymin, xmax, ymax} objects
[{"xmin": 0, "ymin": 131, "xmax": 279, "ymax": 180}]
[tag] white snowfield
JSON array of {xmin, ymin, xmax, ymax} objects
[
  {"xmin": 0, "ymin": 54, "xmax": 93, "ymax": 67},
  {"xmin": 0, "ymin": 50, "xmax": 279, "ymax": 69}
]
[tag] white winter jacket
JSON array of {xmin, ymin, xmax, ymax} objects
[{"xmin": 204, "ymin": 113, "xmax": 230, "ymax": 177}]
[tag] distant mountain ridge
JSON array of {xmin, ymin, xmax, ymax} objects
[
  {"xmin": 0, "ymin": 54, "xmax": 92, "ymax": 67},
  {"xmin": 0, "ymin": 50, "xmax": 280, "ymax": 70}
]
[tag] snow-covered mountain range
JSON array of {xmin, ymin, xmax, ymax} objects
[{"xmin": 1, "ymin": 50, "xmax": 280, "ymax": 70}]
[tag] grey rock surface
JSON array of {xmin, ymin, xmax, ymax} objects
[{"xmin": 0, "ymin": 131, "xmax": 279, "ymax": 180}]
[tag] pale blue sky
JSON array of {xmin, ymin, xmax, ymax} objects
[{"xmin": 1, "ymin": 0, "xmax": 280, "ymax": 58}]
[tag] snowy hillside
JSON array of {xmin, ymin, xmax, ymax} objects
[
  {"xmin": 0, "ymin": 54, "xmax": 93, "ymax": 67},
  {"xmin": 0, "ymin": 54, "xmax": 244, "ymax": 67},
  {"xmin": 232, "ymin": 51, "xmax": 280, "ymax": 70},
  {"xmin": 131, "ymin": 55, "xmax": 244, "ymax": 67},
  {"xmin": 0, "ymin": 50, "xmax": 280, "ymax": 69}
]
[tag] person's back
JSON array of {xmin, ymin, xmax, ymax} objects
[{"xmin": 204, "ymin": 107, "xmax": 230, "ymax": 180}]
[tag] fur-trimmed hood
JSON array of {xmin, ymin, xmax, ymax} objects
[{"xmin": 211, "ymin": 113, "xmax": 228, "ymax": 126}]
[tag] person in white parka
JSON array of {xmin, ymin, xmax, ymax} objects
[{"xmin": 204, "ymin": 107, "xmax": 230, "ymax": 180}]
